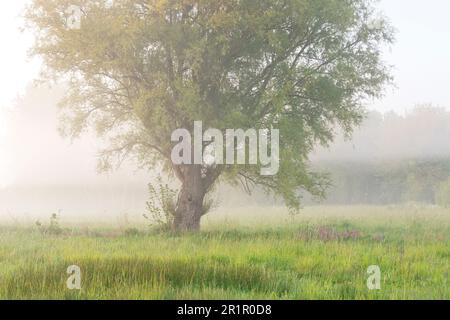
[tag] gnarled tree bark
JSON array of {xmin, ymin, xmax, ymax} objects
[{"xmin": 173, "ymin": 165, "xmax": 205, "ymax": 232}]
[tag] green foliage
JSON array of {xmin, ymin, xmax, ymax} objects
[
  {"xmin": 311, "ymin": 159, "xmax": 450, "ymax": 205},
  {"xmin": 35, "ymin": 213, "xmax": 64, "ymax": 235},
  {"xmin": 436, "ymin": 175, "xmax": 450, "ymax": 208},
  {"xmin": 144, "ymin": 177, "xmax": 177, "ymax": 231},
  {"xmin": 26, "ymin": 0, "xmax": 394, "ymax": 210}
]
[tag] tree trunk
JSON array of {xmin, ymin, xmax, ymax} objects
[{"xmin": 173, "ymin": 165, "xmax": 206, "ymax": 232}]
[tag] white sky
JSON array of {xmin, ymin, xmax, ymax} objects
[
  {"xmin": 373, "ymin": 0, "xmax": 450, "ymax": 113},
  {"xmin": 0, "ymin": 1, "xmax": 40, "ymax": 109}
]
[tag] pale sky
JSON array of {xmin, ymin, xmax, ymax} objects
[
  {"xmin": 0, "ymin": 1, "xmax": 40, "ymax": 109},
  {"xmin": 373, "ymin": 0, "xmax": 450, "ymax": 113}
]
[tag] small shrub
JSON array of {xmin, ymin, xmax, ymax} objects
[
  {"xmin": 36, "ymin": 213, "xmax": 63, "ymax": 235},
  {"xmin": 143, "ymin": 177, "xmax": 177, "ymax": 232}
]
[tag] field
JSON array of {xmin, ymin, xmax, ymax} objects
[{"xmin": 0, "ymin": 206, "xmax": 448, "ymax": 300}]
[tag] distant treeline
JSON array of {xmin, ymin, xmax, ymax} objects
[
  {"xmin": 304, "ymin": 106, "xmax": 450, "ymax": 206},
  {"xmin": 3, "ymin": 100, "xmax": 450, "ymax": 214},
  {"xmin": 312, "ymin": 159, "xmax": 450, "ymax": 205},
  {"xmin": 312, "ymin": 106, "xmax": 450, "ymax": 162}
]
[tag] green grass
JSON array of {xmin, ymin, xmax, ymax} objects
[{"xmin": 0, "ymin": 206, "xmax": 448, "ymax": 300}]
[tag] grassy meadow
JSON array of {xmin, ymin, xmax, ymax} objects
[{"xmin": 0, "ymin": 206, "xmax": 448, "ymax": 300}]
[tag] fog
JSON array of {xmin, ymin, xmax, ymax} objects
[
  {"xmin": 1, "ymin": 84, "xmax": 449, "ymax": 223},
  {"xmin": 1, "ymin": 0, "xmax": 450, "ymax": 223},
  {"xmin": 312, "ymin": 107, "xmax": 450, "ymax": 162},
  {"xmin": 0, "ymin": 85, "xmax": 150, "ymax": 222}
]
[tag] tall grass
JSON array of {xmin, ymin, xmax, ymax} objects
[{"xmin": 0, "ymin": 206, "xmax": 448, "ymax": 299}]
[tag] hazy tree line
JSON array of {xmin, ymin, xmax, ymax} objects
[
  {"xmin": 311, "ymin": 159, "xmax": 450, "ymax": 206},
  {"xmin": 234, "ymin": 106, "xmax": 450, "ymax": 206},
  {"xmin": 308, "ymin": 106, "xmax": 450, "ymax": 206},
  {"xmin": 1, "ymin": 86, "xmax": 450, "ymax": 219}
]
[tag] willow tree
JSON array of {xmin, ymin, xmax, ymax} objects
[{"xmin": 26, "ymin": 0, "xmax": 393, "ymax": 231}]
